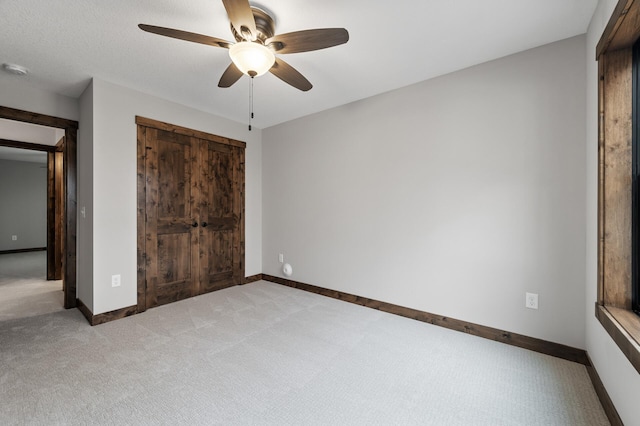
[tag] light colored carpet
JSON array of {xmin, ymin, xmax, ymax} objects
[
  {"xmin": 0, "ymin": 251, "xmax": 63, "ymax": 321},
  {"xmin": 1, "ymin": 280, "xmax": 609, "ymax": 425}
]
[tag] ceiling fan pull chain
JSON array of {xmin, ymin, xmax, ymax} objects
[{"xmin": 248, "ymin": 76, "xmax": 254, "ymax": 131}]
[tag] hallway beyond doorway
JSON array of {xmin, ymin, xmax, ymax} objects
[{"xmin": 0, "ymin": 251, "xmax": 63, "ymax": 321}]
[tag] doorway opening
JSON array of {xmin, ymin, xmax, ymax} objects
[
  {"xmin": 0, "ymin": 142, "xmax": 60, "ymax": 319},
  {"xmin": 0, "ymin": 106, "xmax": 78, "ymax": 311}
]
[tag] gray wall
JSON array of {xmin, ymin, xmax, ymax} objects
[
  {"xmin": 263, "ymin": 35, "xmax": 587, "ymax": 349},
  {"xmin": 0, "ymin": 159, "xmax": 47, "ymax": 251}
]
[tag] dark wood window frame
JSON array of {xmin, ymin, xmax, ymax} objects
[
  {"xmin": 597, "ymin": 0, "xmax": 640, "ymax": 374},
  {"xmin": 634, "ymin": 37, "xmax": 640, "ymax": 314}
]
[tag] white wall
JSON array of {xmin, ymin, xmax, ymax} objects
[
  {"xmin": 0, "ymin": 119, "xmax": 64, "ymax": 145},
  {"xmin": 263, "ymin": 35, "xmax": 587, "ymax": 349},
  {"xmin": 0, "ymin": 78, "xmax": 78, "ymax": 121},
  {"xmin": 0, "ymin": 159, "xmax": 47, "ymax": 251},
  {"xmin": 89, "ymin": 79, "xmax": 262, "ymax": 314},
  {"xmin": 77, "ymin": 81, "xmax": 94, "ymax": 309},
  {"xmin": 585, "ymin": 1, "xmax": 640, "ymax": 424}
]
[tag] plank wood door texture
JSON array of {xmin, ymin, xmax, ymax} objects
[{"xmin": 137, "ymin": 117, "xmax": 245, "ymax": 311}]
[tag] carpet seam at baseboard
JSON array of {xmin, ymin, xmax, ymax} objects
[{"xmin": 260, "ymin": 274, "xmax": 588, "ymax": 364}]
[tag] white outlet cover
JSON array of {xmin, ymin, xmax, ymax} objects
[
  {"xmin": 525, "ymin": 292, "xmax": 538, "ymax": 309},
  {"xmin": 111, "ymin": 274, "xmax": 121, "ymax": 287}
]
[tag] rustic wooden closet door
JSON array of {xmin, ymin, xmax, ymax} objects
[
  {"xmin": 138, "ymin": 116, "xmax": 245, "ymax": 312},
  {"xmin": 144, "ymin": 129, "xmax": 200, "ymax": 308},
  {"xmin": 198, "ymin": 139, "xmax": 244, "ymax": 292}
]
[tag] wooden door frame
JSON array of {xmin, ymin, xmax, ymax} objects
[
  {"xmin": 136, "ymin": 116, "xmax": 245, "ymax": 313},
  {"xmin": 49, "ymin": 138, "xmax": 65, "ymax": 281},
  {"xmin": 46, "ymin": 141, "xmax": 64, "ymax": 282},
  {"xmin": 0, "ymin": 106, "xmax": 78, "ymax": 309}
]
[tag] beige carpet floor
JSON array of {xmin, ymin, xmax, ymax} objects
[
  {"xmin": 0, "ymin": 271, "xmax": 609, "ymax": 425},
  {"xmin": 0, "ymin": 251, "xmax": 63, "ymax": 321}
]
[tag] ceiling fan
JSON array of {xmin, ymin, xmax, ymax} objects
[{"xmin": 139, "ymin": 0, "xmax": 349, "ymax": 92}]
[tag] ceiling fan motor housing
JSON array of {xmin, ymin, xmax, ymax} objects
[{"xmin": 231, "ymin": 7, "xmax": 275, "ymax": 44}]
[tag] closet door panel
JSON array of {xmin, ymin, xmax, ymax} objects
[
  {"xmin": 199, "ymin": 140, "xmax": 243, "ymax": 292},
  {"xmin": 145, "ymin": 129, "xmax": 200, "ymax": 308}
]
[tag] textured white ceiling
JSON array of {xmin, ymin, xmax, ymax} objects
[{"xmin": 0, "ymin": 0, "xmax": 597, "ymax": 129}]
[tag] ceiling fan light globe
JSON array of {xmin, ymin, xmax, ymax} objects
[{"xmin": 229, "ymin": 42, "xmax": 275, "ymax": 77}]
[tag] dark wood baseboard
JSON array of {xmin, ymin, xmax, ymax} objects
[
  {"xmin": 586, "ymin": 354, "xmax": 623, "ymax": 426},
  {"xmin": 92, "ymin": 305, "xmax": 138, "ymax": 326},
  {"xmin": 244, "ymin": 274, "xmax": 263, "ymax": 284},
  {"xmin": 76, "ymin": 298, "xmax": 93, "ymax": 324},
  {"xmin": 79, "ymin": 279, "xmax": 249, "ymax": 326},
  {"xmin": 76, "ymin": 298, "xmax": 137, "ymax": 326},
  {"xmin": 0, "ymin": 247, "xmax": 46, "ymax": 255},
  {"xmin": 262, "ymin": 274, "xmax": 590, "ymax": 366}
]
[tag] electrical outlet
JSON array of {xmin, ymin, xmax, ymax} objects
[
  {"xmin": 11, "ymin": 235, "xmax": 17, "ymax": 241},
  {"xmin": 111, "ymin": 274, "xmax": 121, "ymax": 288},
  {"xmin": 525, "ymin": 292, "xmax": 538, "ymax": 310},
  {"xmin": 278, "ymin": 253, "xmax": 284, "ymax": 263}
]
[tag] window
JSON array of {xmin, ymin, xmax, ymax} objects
[
  {"xmin": 597, "ymin": 0, "xmax": 640, "ymax": 374},
  {"xmin": 634, "ymin": 37, "xmax": 640, "ymax": 315}
]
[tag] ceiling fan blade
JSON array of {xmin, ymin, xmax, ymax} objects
[
  {"xmin": 269, "ymin": 58, "xmax": 312, "ymax": 92},
  {"xmin": 267, "ymin": 28, "xmax": 349, "ymax": 54},
  {"xmin": 218, "ymin": 63, "xmax": 244, "ymax": 88},
  {"xmin": 139, "ymin": 24, "xmax": 231, "ymax": 48},
  {"xmin": 222, "ymin": 0, "xmax": 257, "ymax": 40}
]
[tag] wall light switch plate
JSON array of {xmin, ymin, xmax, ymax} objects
[
  {"xmin": 525, "ymin": 292, "xmax": 538, "ymax": 309},
  {"xmin": 111, "ymin": 274, "xmax": 121, "ymax": 288}
]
